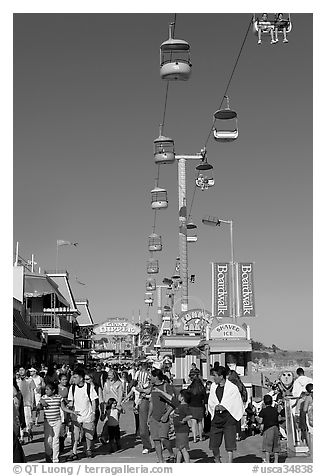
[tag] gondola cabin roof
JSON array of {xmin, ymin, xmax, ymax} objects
[
  {"xmin": 160, "ymin": 38, "xmax": 190, "ymax": 51},
  {"xmin": 214, "ymin": 109, "xmax": 237, "ymax": 120},
  {"xmin": 154, "ymin": 134, "xmax": 174, "ymax": 144},
  {"xmin": 187, "ymin": 222, "xmax": 197, "ymax": 230}
]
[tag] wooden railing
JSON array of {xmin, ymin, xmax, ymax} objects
[{"xmin": 30, "ymin": 313, "xmax": 73, "ymax": 334}]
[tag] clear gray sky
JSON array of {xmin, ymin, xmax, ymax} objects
[{"xmin": 13, "ymin": 13, "xmax": 312, "ymax": 350}]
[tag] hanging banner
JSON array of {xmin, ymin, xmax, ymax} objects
[
  {"xmin": 212, "ymin": 263, "xmax": 232, "ymax": 318},
  {"xmin": 238, "ymin": 263, "xmax": 256, "ymax": 317}
]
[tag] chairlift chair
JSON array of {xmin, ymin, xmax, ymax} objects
[
  {"xmin": 195, "ymin": 174, "xmax": 215, "ymax": 190},
  {"xmin": 154, "ymin": 126, "xmax": 175, "ymax": 164},
  {"xmin": 187, "ymin": 221, "xmax": 198, "ymax": 242},
  {"xmin": 148, "ymin": 233, "xmax": 162, "ymax": 252},
  {"xmin": 213, "ymin": 96, "xmax": 238, "ymax": 142},
  {"xmin": 147, "ymin": 258, "xmax": 159, "ymax": 274},
  {"xmin": 160, "ymin": 23, "xmax": 192, "ymax": 81},
  {"xmin": 151, "ymin": 186, "xmax": 168, "ymax": 209}
]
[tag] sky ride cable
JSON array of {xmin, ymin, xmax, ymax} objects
[{"xmin": 187, "ymin": 15, "xmax": 253, "ymax": 221}]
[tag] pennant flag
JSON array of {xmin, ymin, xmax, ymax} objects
[{"xmin": 57, "ymin": 240, "xmax": 78, "ymax": 247}]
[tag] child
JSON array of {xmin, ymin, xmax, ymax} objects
[
  {"xmin": 37, "ymin": 382, "xmax": 75, "ymax": 463},
  {"xmin": 173, "ymin": 390, "xmax": 193, "ymax": 463},
  {"xmin": 57, "ymin": 373, "xmax": 70, "ymax": 454},
  {"xmin": 100, "ymin": 398, "xmax": 122, "ymax": 452},
  {"xmin": 258, "ymin": 394, "xmax": 280, "ymax": 463}
]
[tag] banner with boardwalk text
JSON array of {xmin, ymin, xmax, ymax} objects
[
  {"xmin": 237, "ymin": 263, "xmax": 256, "ymax": 317},
  {"xmin": 212, "ymin": 263, "xmax": 232, "ymax": 318}
]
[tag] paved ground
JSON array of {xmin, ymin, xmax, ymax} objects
[{"xmin": 23, "ymin": 402, "xmax": 312, "ymax": 464}]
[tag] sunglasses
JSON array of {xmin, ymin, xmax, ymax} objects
[{"xmin": 85, "ymin": 377, "xmax": 92, "ymax": 381}]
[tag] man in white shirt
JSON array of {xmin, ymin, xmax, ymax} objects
[
  {"xmin": 291, "ymin": 368, "xmax": 313, "ymax": 416},
  {"xmin": 66, "ymin": 368, "xmax": 98, "ymax": 460}
]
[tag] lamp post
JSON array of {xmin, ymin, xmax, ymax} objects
[{"xmin": 202, "ymin": 216, "xmax": 236, "ymax": 320}]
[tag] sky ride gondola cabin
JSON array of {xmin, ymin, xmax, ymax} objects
[
  {"xmin": 151, "ymin": 186, "xmax": 168, "ymax": 209},
  {"xmin": 213, "ymin": 96, "xmax": 238, "ymax": 142},
  {"xmin": 154, "ymin": 127, "xmax": 175, "ymax": 164},
  {"xmin": 160, "ymin": 23, "xmax": 192, "ymax": 81},
  {"xmin": 147, "ymin": 258, "xmax": 159, "ymax": 274},
  {"xmin": 148, "ymin": 233, "xmax": 162, "ymax": 252},
  {"xmin": 187, "ymin": 221, "xmax": 198, "ymax": 243},
  {"xmin": 144, "ymin": 292, "xmax": 154, "ymax": 305},
  {"xmin": 195, "ymin": 174, "xmax": 215, "ymax": 190},
  {"xmin": 146, "ymin": 278, "xmax": 156, "ymax": 292}
]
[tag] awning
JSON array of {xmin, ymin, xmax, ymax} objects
[
  {"xmin": 13, "ymin": 308, "xmax": 42, "ymax": 349},
  {"xmin": 200, "ymin": 339, "xmax": 252, "ymax": 353},
  {"xmin": 24, "ymin": 273, "xmax": 70, "ymax": 307}
]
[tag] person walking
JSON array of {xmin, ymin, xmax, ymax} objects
[
  {"xmin": 134, "ymin": 363, "xmax": 152, "ymax": 455},
  {"xmin": 29, "ymin": 367, "xmax": 45, "ymax": 425},
  {"xmin": 37, "ymin": 382, "xmax": 75, "ymax": 463},
  {"xmin": 187, "ymin": 372, "xmax": 207, "ymax": 442},
  {"xmin": 208, "ymin": 365, "xmax": 244, "ymax": 463},
  {"xmin": 303, "ymin": 383, "xmax": 313, "ymax": 457},
  {"xmin": 102, "ymin": 370, "xmax": 123, "ymax": 411},
  {"xmin": 148, "ymin": 369, "xmax": 176, "ymax": 463},
  {"xmin": 100, "ymin": 398, "xmax": 122, "ymax": 452},
  {"xmin": 173, "ymin": 390, "xmax": 193, "ymax": 463},
  {"xmin": 66, "ymin": 368, "xmax": 98, "ymax": 460},
  {"xmin": 16, "ymin": 366, "xmax": 36, "ymax": 442},
  {"xmin": 257, "ymin": 394, "xmax": 280, "ymax": 463}
]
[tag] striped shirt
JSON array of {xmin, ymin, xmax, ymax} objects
[{"xmin": 42, "ymin": 395, "xmax": 62, "ymax": 422}]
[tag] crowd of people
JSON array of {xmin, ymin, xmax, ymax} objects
[{"xmin": 13, "ymin": 360, "xmax": 313, "ymax": 464}]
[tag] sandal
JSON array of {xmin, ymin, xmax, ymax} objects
[
  {"xmin": 67, "ymin": 453, "xmax": 79, "ymax": 461},
  {"xmin": 166, "ymin": 456, "xmax": 176, "ymax": 463}
]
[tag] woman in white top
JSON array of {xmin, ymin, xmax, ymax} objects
[{"xmin": 101, "ymin": 370, "xmax": 123, "ymax": 414}]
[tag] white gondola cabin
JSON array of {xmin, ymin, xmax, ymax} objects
[
  {"xmin": 147, "ymin": 258, "xmax": 159, "ymax": 274},
  {"xmin": 160, "ymin": 23, "xmax": 192, "ymax": 81},
  {"xmin": 148, "ymin": 233, "xmax": 162, "ymax": 252},
  {"xmin": 151, "ymin": 186, "xmax": 168, "ymax": 209},
  {"xmin": 187, "ymin": 221, "xmax": 198, "ymax": 242},
  {"xmin": 144, "ymin": 292, "xmax": 154, "ymax": 305},
  {"xmin": 213, "ymin": 96, "xmax": 238, "ymax": 142},
  {"xmin": 146, "ymin": 278, "xmax": 156, "ymax": 292},
  {"xmin": 154, "ymin": 126, "xmax": 175, "ymax": 164}
]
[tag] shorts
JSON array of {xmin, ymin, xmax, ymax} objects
[
  {"xmin": 175, "ymin": 432, "xmax": 189, "ymax": 450},
  {"xmin": 149, "ymin": 418, "xmax": 170, "ymax": 440},
  {"xmin": 209, "ymin": 424, "xmax": 237, "ymax": 452},
  {"xmin": 71, "ymin": 420, "xmax": 95, "ymax": 441},
  {"xmin": 262, "ymin": 426, "xmax": 280, "ymax": 453}
]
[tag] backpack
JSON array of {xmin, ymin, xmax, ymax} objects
[{"xmin": 71, "ymin": 383, "xmax": 92, "ymax": 405}]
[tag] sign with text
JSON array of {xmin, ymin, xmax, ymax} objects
[
  {"xmin": 238, "ymin": 263, "xmax": 256, "ymax": 317},
  {"xmin": 93, "ymin": 320, "xmax": 140, "ymax": 336},
  {"xmin": 211, "ymin": 323, "xmax": 247, "ymax": 340},
  {"xmin": 177, "ymin": 308, "xmax": 212, "ymax": 334},
  {"xmin": 212, "ymin": 263, "xmax": 232, "ymax": 318}
]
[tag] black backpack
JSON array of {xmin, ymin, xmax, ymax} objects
[{"xmin": 71, "ymin": 383, "xmax": 92, "ymax": 404}]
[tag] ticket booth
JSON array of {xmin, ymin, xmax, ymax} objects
[
  {"xmin": 198, "ymin": 317, "xmax": 253, "ymax": 398},
  {"xmin": 160, "ymin": 308, "xmax": 213, "ymax": 382}
]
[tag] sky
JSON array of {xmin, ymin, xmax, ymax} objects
[{"xmin": 12, "ymin": 11, "xmax": 313, "ymax": 350}]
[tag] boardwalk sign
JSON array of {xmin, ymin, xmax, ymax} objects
[
  {"xmin": 212, "ymin": 263, "xmax": 231, "ymax": 317},
  {"xmin": 93, "ymin": 320, "xmax": 140, "ymax": 336},
  {"xmin": 237, "ymin": 263, "xmax": 256, "ymax": 317}
]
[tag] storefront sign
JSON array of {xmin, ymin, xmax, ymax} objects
[
  {"xmin": 211, "ymin": 323, "xmax": 246, "ymax": 339},
  {"xmin": 93, "ymin": 320, "xmax": 140, "ymax": 336},
  {"xmin": 212, "ymin": 263, "xmax": 231, "ymax": 317},
  {"xmin": 238, "ymin": 263, "xmax": 256, "ymax": 317},
  {"xmin": 177, "ymin": 308, "xmax": 212, "ymax": 334}
]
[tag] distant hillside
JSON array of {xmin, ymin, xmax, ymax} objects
[{"xmin": 251, "ymin": 340, "xmax": 313, "ymax": 368}]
